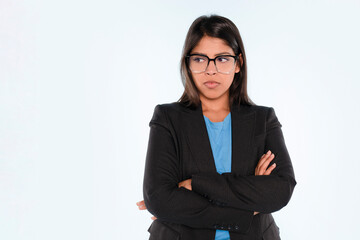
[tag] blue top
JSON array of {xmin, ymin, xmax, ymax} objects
[{"xmin": 203, "ymin": 112, "xmax": 232, "ymax": 240}]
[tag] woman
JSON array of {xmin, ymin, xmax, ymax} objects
[{"xmin": 137, "ymin": 14, "xmax": 296, "ymax": 240}]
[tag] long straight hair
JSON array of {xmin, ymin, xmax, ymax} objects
[{"xmin": 178, "ymin": 14, "xmax": 255, "ymax": 109}]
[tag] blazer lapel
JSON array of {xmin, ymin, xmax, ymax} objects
[
  {"xmin": 184, "ymin": 102, "xmax": 256, "ymax": 175},
  {"xmin": 230, "ymin": 103, "xmax": 256, "ymax": 175},
  {"xmin": 184, "ymin": 103, "xmax": 217, "ymax": 173}
]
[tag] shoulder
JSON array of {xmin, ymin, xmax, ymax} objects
[
  {"xmin": 154, "ymin": 102, "xmax": 190, "ymax": 112},
  {"xmin": 240, "ymin": 104, "xmax": 275, "ymax": 116},
  {"xmin": 251, "ymin": 104, "xmax": 278, "ymax": 118},
  {"xmin": 149, "ymin": 102, "xmax": 189, "ymax": 126},
  {"xmin": 152, "ymin": 102, "xmax": 194, "ymax": 117},
  {"xmin": 242, "ymin": 104, "xmax": 281, "ymax": 128},
  {"xmin": 247, "ymin": 104, "xmax": 269, "ymax": 111},
  {"xmin": 251, "ymin": 104, "xmax": 282, "ymax": 129}
]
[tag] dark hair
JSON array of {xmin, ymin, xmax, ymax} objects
[{"xmin": 177, "ymin": 14, "xmax": 255, "ymax": 108}]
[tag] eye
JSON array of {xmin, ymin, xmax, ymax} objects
[
  {"xmin": 216, "ymin": 56, "xmax": 230, "ymax": 63},
  {"xmin": 191, "ymin": 56, "xmax": 206, "ymax": 63}
]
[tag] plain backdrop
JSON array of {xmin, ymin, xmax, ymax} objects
[{"xmin": 1, "ymin": 0, "xmax": 360, "ymax": 239}]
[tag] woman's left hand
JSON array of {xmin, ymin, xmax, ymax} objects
[{"xmin": 178, "ymin": 179, "xmax": 192, "ymax": 191}]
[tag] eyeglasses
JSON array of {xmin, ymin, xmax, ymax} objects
[{"xmin": 186, "ymin": 54, "xmax": 238, "ymax": 74}]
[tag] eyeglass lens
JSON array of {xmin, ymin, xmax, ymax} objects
[{"xmin": 188, "ymin": 55, "xmax": 236, "ymax": 74}]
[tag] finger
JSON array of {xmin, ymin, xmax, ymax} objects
[
  {"xmin": 136, "ymin": 200, "xmax": 147, "ymax": 210},
  {"xmin": 255, "ymin": 154, "xmax": 265, "ymax": 170},
  {"xmin": 151, "ymin": 216, "xmax": 157, "ymax": 220},
  {"xmin": 263, "ymin": 165, "xmax": 275, "ymax": 176},
  {"xmin": 138, "ymin": 204, "xmax": 147, "ymax": 210},
  {"xmin": 258, "ymin": 151, "xmax": 270, "ymax": 166},
  {"xmin": 258, "ymin": 153, "xmax": 275, "ymax": 175},
  {"xmin": 256, "ymin": 155, "xmax": 271, "ymax": 175},
  {"xmin": 264, "ymin": 163, "xmax": 276, "ymax": 175},
  {"xmin": 259, "ymin": 153, "xmax": 274, "ymax": 174},
  {"xmin": 255, "ymin": 153, "xmax": 268, "ymax": 175},
  {"xmin": 256, "ymin": 150, "xmax": 272, "ymax": 170}
]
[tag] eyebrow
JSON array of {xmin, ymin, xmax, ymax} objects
[{"xmin": 191, "ymin": 51, "xmax": 233, "ymax": 56}]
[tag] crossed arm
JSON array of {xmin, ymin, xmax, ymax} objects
[
  {"xmin": 139, "ymin": 106, "xmax": 296, "ymax": 233},
  {"xmin": 137, "ymin": 150, "xmax": 277, "ymax": 217}
]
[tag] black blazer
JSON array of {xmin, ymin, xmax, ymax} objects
[{"xmin": 143, "ymin": 101, "xmax": 296, "ymax": 240}]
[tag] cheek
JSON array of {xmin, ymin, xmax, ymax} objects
[
  {"xmin": 192, "ymin": 76, "xmax": 201, "ymax": 88},
  {"xmin": 225, "ymin": 75, "xmax": 235, "ymax": 87}
]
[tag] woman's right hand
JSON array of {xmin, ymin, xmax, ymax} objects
[
  {"xmin": 136, "ymin": 200, "xmax": 157, "ymax": 220},
  {"xmin": 253, "ymin": 150, "xmax": 276, "ymax": 215}
]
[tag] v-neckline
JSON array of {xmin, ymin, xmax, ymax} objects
[
  {"xmin": 203, "ymin": 112, "xmax": 230, "ymax": 124},
  {"xmin": 203, "ymin": 113, "xmax": 231, "ymax": 145},
  {"xmin": 183, "ymin": 102, "xmax": 256, "ymax": 175}
]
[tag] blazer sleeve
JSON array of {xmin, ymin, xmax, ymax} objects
[
  {"xmin": 143, "ymin": 104, "xmax": 255, "ymax": 233},
  {"xmin": 191, "ymin": 107, "xmax": 297, "ymax": 214}
]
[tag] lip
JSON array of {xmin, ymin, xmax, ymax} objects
[{"xmin": 204, "ymin": 81, "xmax": 220, "ymax": 89}]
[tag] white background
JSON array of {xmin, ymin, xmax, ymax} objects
[{"xmin": 1, "ymin": 0, "xmax": 360, "ymax": 239}]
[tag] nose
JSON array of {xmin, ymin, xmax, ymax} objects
[{"xmin": 205, "ymin": 60, "xmax": 217, "ymax": 75}]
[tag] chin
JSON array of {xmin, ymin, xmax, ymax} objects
[{"xmin": 201, "ymin": 93, "xmax": 224, "ymax": 100}]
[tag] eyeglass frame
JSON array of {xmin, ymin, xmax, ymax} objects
[{"xmin": 185, "ymin": 54, "xmax": 240, "ymax": 74}]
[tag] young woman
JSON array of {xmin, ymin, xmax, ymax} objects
[{"xmin": 136, "ymin": 14, "xmax": 296, "ymax": 240}]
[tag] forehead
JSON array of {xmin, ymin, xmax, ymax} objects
[{"xmin": 191, "ymin": 35, "xmax": 234, "ymax": 56}]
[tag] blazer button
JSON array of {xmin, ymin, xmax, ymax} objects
[
  {"xmin": 234, "ymin": 225, "xmax": 239, "ymax": 230},
  {"xmin": 227, "ymin": 225, "xmax": 232, "ymax": 230},
  {"xmin": 220, "ymin": 225, "xmax": 225, "ymax": 230}
]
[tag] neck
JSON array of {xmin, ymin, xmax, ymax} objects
[{"xmin": 200, "ymin": 94, "xmax": 230, "ymax": 113}]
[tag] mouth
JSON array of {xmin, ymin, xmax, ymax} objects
[{"xmin": 204, "ymin": 81, "xmax": 220, "ymax": 89}]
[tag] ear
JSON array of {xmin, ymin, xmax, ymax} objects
[{"xmin": 235, "ymin": 53, "xmax": 243, "ymax": 73}]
